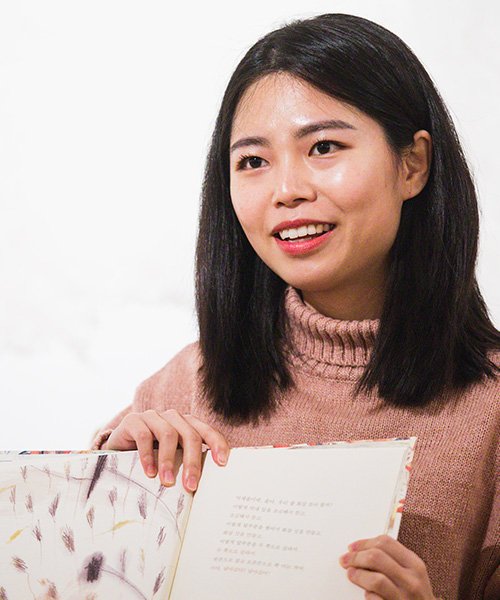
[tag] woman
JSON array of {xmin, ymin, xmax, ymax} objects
[{"xmin": 92, "ymin": 13, "xmax": 499, "ymax": 599}]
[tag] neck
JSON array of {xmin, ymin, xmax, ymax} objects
[
  {"xmin": 300, "ymin": 277, "xmax": 387, "ymax": 321},
  {"xmin": 284, "ymin": 286, "xmax": 380, "ymax": 371}
]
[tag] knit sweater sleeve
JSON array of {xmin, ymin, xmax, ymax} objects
[
  {"xmin": 478, "ymin": 441, "xmax": 500, "ymax": 600},
  {"xmin": 472, "ymin": 350, "xmax": 500, "ymax": 599},
  {"xmin": 89, "ymin": 342, "xmax": 201, "ymax": 449}
]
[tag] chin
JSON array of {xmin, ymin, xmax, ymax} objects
[{"xmin": 274, "ymin": 269, "xmax": 343, "ymax": 293}]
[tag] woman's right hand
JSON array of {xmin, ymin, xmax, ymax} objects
[{"xmin": 102, "ymin": 409, "xmax": 230, "ymax": 493}]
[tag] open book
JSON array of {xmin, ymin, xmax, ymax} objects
[{"xmin": 0, "ymin": 438, "xmax": 415, "ymax": 599}]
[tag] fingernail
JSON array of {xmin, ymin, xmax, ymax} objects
[
  {"xmin": 161, "ymin": 468, "xmax": 175, "ymax": 485},
  {"xmin": 348, "ymin": 542, "xmax": 357, "ymax": 551},
  {"xmin": 146, "ymin": 464, "xmax": 157, "ymax": 477},
  {"xmin": 339, "ymin": 552, "xmax": 351, "ymax": 566},
  {"xmin": 217, "ymin": 451, "xmax": 227, "ymax": 465},
  {"xmin": 186, "ymin": 475, "xmax": 198, "ymax": 491}
]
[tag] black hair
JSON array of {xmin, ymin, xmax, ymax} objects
[{"xmin": 195, "ymin": 12, "xmax": 500, "ymax": 425}]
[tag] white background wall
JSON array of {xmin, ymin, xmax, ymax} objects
[{"xmin": 1, "ymin": 1, "xmax": 498, "ymax": 449}]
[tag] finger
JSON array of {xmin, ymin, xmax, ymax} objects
[
  {"xmin": 341, "ymin": 546, "xmax": 409, "ymax": 589},
  {"xmin": 182, "ymin": 414, "xmax": 231, "ymax": 466},
  {"xmin": 161, "ymin": 409, "xmax": 203, "ymax": 493},
  {"xmin": 140, "ymin": 410, "xmax": 179, "ymax": 487},
  {"xmin": 349, "ymin": 535, "xmax": 415, "ymax": 569},
  {"xmin": 347, "ymin": 567, "xmax": 400, "ymax": 600},
  {"xmin": 365, "ymin": 593, "xmax": 384, "ymax": 600},
  {"xmin": 117, "ymin": 415, "xmax": 157, "ymax": 478}
]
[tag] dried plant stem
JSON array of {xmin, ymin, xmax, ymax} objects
[
  {"xmin": 9, "ymin": 486, "xmax": 16, "ymax": 516},
  {"xmin": 108, "ymin": 487, "xmax": 118, "ymax": 536},
  {"xmin": 11, "ymin": 557, "xmax": 36, "ymax": 600},
  {"xmin": 25, "ymin": 494, "xmax": 33, "ymax": 515},
  {"xmin": 153, "ymin": 568, "xmax": 166, "ymax": 595},
  {"xmin": 74, "ymin": 457, "xmax": 89, "ymax": 518},
  {"xmin": 82, "ymin": 553, "xmax": 147, "ymax": 600},
  {"xmin": 175, "ymin": 493, "xmax": 185, "ymax": 532},
  {"xmin": 48, "ymin": 493, "xmax": 61, "ymax": 521},
  {"xmin": 28, "ymin": 461, "xmax": 182, "ymax": 538},
  {"xmin": 43, "ymin": 464, "xmax": 52, "ymax": 491},
  {"xmin": 32, "ymin": 520, "xmax": 43, "ymax": 563},
  {"xmin": 119, "ymin": 548, "xmax": 127, "ymax": 575},
  {"xmin": 25, "ymin": 575, "xmax": 36, "ymax": 600},
  {"xmin": 122, "ymin": 452, "xmax": 139, "ymax": 509},
  {"xmin": 86, "ymin": 506, "xmax": 95, "ymax": 542}
]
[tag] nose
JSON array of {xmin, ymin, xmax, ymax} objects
[{"xmin": 271, "ymin": 155, "xmax": 317, "ymax": 207}]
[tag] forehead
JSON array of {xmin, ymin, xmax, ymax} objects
[{"xmin": 231, "ymin": 72, "xmax": 369, "ymax": 137}]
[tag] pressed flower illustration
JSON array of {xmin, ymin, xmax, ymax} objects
[
  {"xmin": 61, "ymin": 525, "xmax": 75, "ymax": 553},
  {"xmin": 80, "ymin": 552, "xmax": 148, "ymax": 599},
  {"xmin": 32, "ymin": 521, "xmax": 42, "ymax": 543},
  {"xmin": 32, "ymin": 520, "xmax": 43, "ymax": 561},
  {"xmin": 48, "ymin": 493, "xmax": 61, "ymax": 521},
  {"xmin": 137, "ymin": 491, "xmax": 148, "ymax": 523},
  {"xmin": 11, "ymin": 555, "xmax": 36, "ymax": 599},
  {"xmin": 119, "ymin": 548, "xmax": 127, "ymax": 574},
  {"xmin": 108, "ymin": 486, "xmax": 118, "ymax": 527},
  {"xmin": 9, "ymin": 486, "xmax": 16, "ymax": 515},
  {"xmin": 6, "ymin": 528, "xmax": 24, "ymax": 543},
  {"xmin": 25, "ymin": 493, "xmax": 33, "ymax": 513},
  {"xmin": 122, "ymin": 452, "xmax": 139, "ymax": 509},
  {"xmin": 138, "ymin": 547, "xmax": 145, "ymax": 576},
  {"xmin": 109, "ymin": 454, "xmax": 118, "ymax": 478},
  {"xmin": 86, "ymin": 506, "xmax": 95, "ymax": 542},
  {"xmin": 86, "ymin": 456, "xmax": 107, "ymax": 500},
  {"xmin": 154, "ymin": 482, "xmax": 165, "ymax": 513},
  {"xmin": 1, "ymin": 450, "xmax": 189, "ymax": 598},
  {"xmin": 152, "ymin": 567, "xmax": 165, "ymax": 596},
  {"xmin": 74, "ymin": 456, "xmax": 90, "ymax": 516},
  {"xmin": 38, "ymin": 578, "xmax": 58, "ymax": 599},
  {"xmin": 157, "ymin": 526, "xmax": 166, "ymax": 548}
]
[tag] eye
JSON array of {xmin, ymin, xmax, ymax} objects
[
  {"xmin": 234, "ymin": 139, "xmax": 344, "ymax": 171},
  {"xmin": 235, "ymin": 154, "xmax": 266, "ymax": 171},
  {"xmin": 310, "ymin": 140, "xmax": 342, "ymax": 155}
]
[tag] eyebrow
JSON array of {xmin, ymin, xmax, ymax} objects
[{"xmin": 229, "ymin": 119, "xmax": 356, "ymax": 154}]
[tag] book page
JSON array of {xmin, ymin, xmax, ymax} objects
[
  {"xmin": 170, "ymin": 439, "xmax": 414, "ymax": 600},
  {"xmin": 0, "ymin": 449, "xmax": 192, "ymax": 600}
]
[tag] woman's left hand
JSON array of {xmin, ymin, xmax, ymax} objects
[{"xmin": 339, "ymin": 534, "xmax": 437, "ymax": 599}]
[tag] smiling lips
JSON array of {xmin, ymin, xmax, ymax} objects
[
  {"xmin": 272, "ymin": 219, "xmax": 337, "ymax": 256},
  {"xmin": 271, "ymin": 218, "xmax": 336, "ymax": 236},
  {"xmin": 276, "ymin": 222, "xmax": 334, "ymax": 240}
]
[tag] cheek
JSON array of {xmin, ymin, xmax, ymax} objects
[
  {"xmin": 230, "ymin": 191, "xmax": 265, "ymax": 236},
  {"xmin": 326, "ymin": 160, "xmax": 381, "ymax": 206},
  {"xmin": 325, "ymin": 162, "xmax": 402, "ymax": 250},
  {"xmin": 327, "ymin": 159, "xmax": 400, "ymax": 217}
]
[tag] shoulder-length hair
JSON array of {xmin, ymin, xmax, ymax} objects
[{"xmin": 195, "ymin": 12, "xmax": 500, "ymax": 425}]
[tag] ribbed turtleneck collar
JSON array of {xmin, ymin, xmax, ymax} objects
[{"xmin": 283, "ymin": 286, "xmax": 380, "ymax": 369}]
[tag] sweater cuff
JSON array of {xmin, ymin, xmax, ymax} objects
[{"xmin": 90, "ymin": 429, "xmax": 113, "ymax": 450}]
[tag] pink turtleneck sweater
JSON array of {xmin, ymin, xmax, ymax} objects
[{"xmin": 92, "ymin": 287, "xmax": 499, "ymax": 600}]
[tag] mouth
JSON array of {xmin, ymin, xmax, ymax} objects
[
  {"xmin": 272, "ymin": 222, "xmax": 337, "ymax": 257},
  {"xmin": 272, "ymin": 222, "xmax": 336, "ymax": 242}
]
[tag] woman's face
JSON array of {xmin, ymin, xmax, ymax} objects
[{"xmin": 229, "ymin": 73, "xmax": 418, "ymax": 319}]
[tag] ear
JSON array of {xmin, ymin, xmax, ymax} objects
[{"xmin": 401, "ymin": 130, "xmax": 432, "ymax": 200}]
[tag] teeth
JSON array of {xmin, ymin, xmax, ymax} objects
[{"xmin": 278, "ymin": 223, "xmax": 333, "ymax": 240}]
